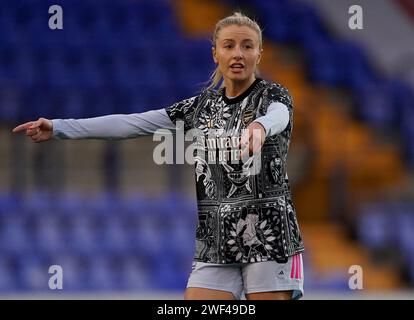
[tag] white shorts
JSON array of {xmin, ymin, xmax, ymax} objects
[{"xmin": 187, "ymin": 254, "xmax": 304, "ymax": 300}]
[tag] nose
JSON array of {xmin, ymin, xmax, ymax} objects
[{"xmin": 233, "ymin": 45, "xmax": 244, "ymax": 59}]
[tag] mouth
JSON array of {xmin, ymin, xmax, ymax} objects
[{"xmin": 229, "ymin": 63, "xmax": 244, "ymax": 71}]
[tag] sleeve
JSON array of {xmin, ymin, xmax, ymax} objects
[
  {"xmin": 255, "ymin": 83, "xmax": 294, "ymax": 136},
  {"xmin": 253, "ymin": 102, "xmax": 289, "ymax": 137},
  {"xmin": 164, "ymin": 96, "xmax": 199, "ymax": 132},
  {"xmin": 52, "ymin": 108, "xmax": 176, "ymax": 140}
]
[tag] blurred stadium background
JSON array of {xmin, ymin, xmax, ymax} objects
[{"xmin": 1, "ymin": 0, "xmax": 414, "ymax": 299}]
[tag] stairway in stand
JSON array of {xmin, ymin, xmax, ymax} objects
[{"xmin": 302, "ymin": 222, "xmax": 403, "ymax": 290}]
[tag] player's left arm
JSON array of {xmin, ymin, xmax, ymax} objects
[{"xmin": 240, "ymin": 102, "xmax": 289, "ymax": 157}]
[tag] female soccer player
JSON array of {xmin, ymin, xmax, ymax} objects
[{"xmin": 13, "ymin": 12, "xmax": 304, "ymax": 300}]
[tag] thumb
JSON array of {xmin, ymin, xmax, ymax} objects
[
  {"xmin": 29, "ymin": 118, "xmax": 43, "ymax": 129},
  {"xmin": 238, "ymin": 128, "xmax": 250, "ymax": 148}
]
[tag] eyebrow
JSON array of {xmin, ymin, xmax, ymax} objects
[{"xmin": 221, "ymin": 38, "xmax": 254, "ymax": 43}]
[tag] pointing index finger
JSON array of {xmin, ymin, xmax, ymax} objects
[{"xmin": 12, "ymin": 122, "xmax": 34, "ymax": 133}]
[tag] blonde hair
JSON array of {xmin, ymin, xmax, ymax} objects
[{"xmin": 207, "ymin": 12, "xmax": 263, "ymax": 91}]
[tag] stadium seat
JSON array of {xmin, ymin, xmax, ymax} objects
[
  {"xmin": 32, "ymin": 214, "xmax": 67, "ymax": 254},
  {"xmin": 357, "ymin": 203, "xmax": 391, "ymax": 251},
  {"xmin": 393, "ymin": 210, "xmax": 414, "ymax": 260},
  {"xmin": 16, "ymin": 255, "xmax": 51, "ymax": 291},
  {"xmin": 0, "ymin": 215, "xmax": 33, "ymax": 255},
  {"xmin": 100, "ymin": 215, "xmax": 130, "ymax": 254},
  {"xmin": 355, "ymin": 82, "xmax": 396, "ymax": 129},
  {"xmin": 65, "ymin": 214, "xmax": 101, "ymax": 255},
  {"xmin": 0, "ymin": 192, "xmax": 23, "ymax": 216},
  {"xmin": 0, "ymin": 256, "xmax": 18, "ymax": 292},
  {"xmin": 119, "ymin": 256, "xmax": 152, "ymax": 290},
  {"xmin": 0, "ymin": 85, "xmax": 21, "ymax": 122},
  {"xmin": 47, "ymin": 253, "xmax": 87, "ymax": 291},
  {"xmin": 85, "ymin": 255, "xmax": 121, "ymax": 290}
]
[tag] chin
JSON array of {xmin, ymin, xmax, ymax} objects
[{"xmin": 227, "ymin": 73, "xmax": 249, "ymax": 82}]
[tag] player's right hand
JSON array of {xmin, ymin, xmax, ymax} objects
[{"xmin": 12, "ymin": 118, "xmax": 53, "ymax": 143}]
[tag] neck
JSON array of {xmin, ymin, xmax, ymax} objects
[{"xmin": 224, "ymin": 76, "xmax": 256, "ymax": 97}]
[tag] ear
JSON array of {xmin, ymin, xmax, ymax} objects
[
  {"xmin": 256, "ymin": 49, "xmax": 262, "ymax": 65},
  {"xmin": 212, "ymin": 46, "xmax": 218, "ymax": 64}
]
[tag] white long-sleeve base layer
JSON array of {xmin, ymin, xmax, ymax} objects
[{"xmin": 52, "ymin": 102, "xmax": 289, "ymax": 140}]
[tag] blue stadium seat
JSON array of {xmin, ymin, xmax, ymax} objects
[
  {"xmin": 165, "ymin": 227, "xmax": 195, "ymax": 265},
  {"xmin": 66, "ymin": 214, "xmax": 101, "ymax": 255},
  {"xmin": 393, "ymin": 210, "xmax": 414, "ymax": 260},
  {"xmin": 391, "ymin": 82, "xmax": 414, "ymax": 165},
  {"xmin": 0, "ymin": 192, "xmax": 23, "ymax": 216},
  {"xmin": 88, "ymin": 90, "xmax": 118, "ymax": 117},
  {"xmin": 54, "ymin": 192, "xmax": 88, "ymax": 216},
  {"xmin": 79, "ymin": 54, "xmax": 106, "ymax": 89},
  {"xmin": 152, "ymin": 259, "xmax": 188, "ymax": 290},
  {"xmin": 0, "ymin": 86, "xmax": 22, "ymax": 122},
  {"xmin": 16, "ymin": 255, "xmax": 51, "ymax": 291},
  {"xmin": 355, "ymin": 81, "xmax": 396, "ymax": 129},
  {"xmin": 357, "ymin": 203, "xmax": 391, "ymax": 251},
  {"xmin": 85, "ymin": 255, "xmax": 121, "ymax": 290},
  {"xmin": 87, "ymin": 192, "xmax": 122, "ymax": 216},
  {"xmin": 0, "ymin": 256, "xmax": 18, "ymax": 292},
  {"xmin": 119, "ymin": 193, "xmax": 151, "ymax": 218},
  {"xmin": 311, "ymin": 271, "xmax": 350, "ymax": 291},
  {"xmin": 119, "ymin": 256, "xmax": 152, "ymax": 290},
  {"xmin": 100, "ymin": 215, "xmax": 130, "ymax": 254},
  {"xmin": 22, "ymin": 190, "xmax": 54, "ymax": 216},
  {"xmin": 60, "ymin": 89, "xmax": 87, "ymax": 119},
  {"xmin": 32, "ymin": 214, "xmax": 67, "ymax": 254},
  {"xmin": 0, "ymin": 215, "xmax": 33, "ymax": 255},
  {"xmin": 0, "ymin": 47, "xmax": 20, "ymax": 86},
  {"xmin": 48, "ymin": 253, "xmax": 87, "ymax": 291}
]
